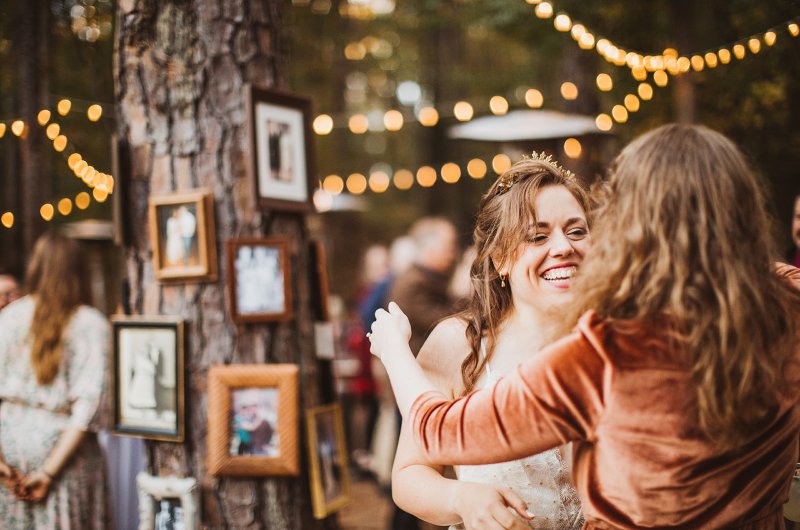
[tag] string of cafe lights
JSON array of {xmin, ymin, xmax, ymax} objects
[{"xmin": 0, "ymin": 98, "xmax": 115, "ymax": 229}]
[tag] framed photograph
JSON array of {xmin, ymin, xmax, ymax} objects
[
  {"xmin": 226, "ymin": 238, "xmax": 293, "ymax": 323},
  {"xmin": 136, "ymin": 473, "xmax": 199, "ymax": 530},
  {"xmin": 306, "ymin": 403, "xmax": 351, "ymax": 519},
  {"xmin": 207, "ymin": 364, "xmax": 299, "ymax": 476},
  {"xmin": 248, "ymin": 85, "xmax": 315, "ymax": 211},
  {"xmin": 308, "ymin": 240, "xmax": 331, "ymax": 321},
  {"xmin": 112, "ymin": 316, "xmax": 185, "ymax": 442},
  {"xmin": 149, "ymin": 189, "xmax": 218, "ymax": 282}
]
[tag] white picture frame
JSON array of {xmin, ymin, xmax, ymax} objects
[{"xmin": 136, "ymin": 473, "xmax": 199, "ymax": 530}]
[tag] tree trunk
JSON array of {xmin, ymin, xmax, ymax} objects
[{"xmin": 115, "ymin": 1, "xmax": 332, "ymax": 527}]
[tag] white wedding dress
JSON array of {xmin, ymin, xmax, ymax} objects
[{"xmin": 450, "ymin": 343, "xmax": 583, "ymax": 530}]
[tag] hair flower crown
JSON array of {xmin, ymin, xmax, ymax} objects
[{"xmin": 495, "ymin": 151, "xmax": 576, "ymax": 194}]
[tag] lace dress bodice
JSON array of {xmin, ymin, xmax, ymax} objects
[{"xmin": 450, "ymin": 344, "xmax": 583, "ymax": 530}]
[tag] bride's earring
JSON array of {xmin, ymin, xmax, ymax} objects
[{"xmin": 500, "ymin": 274, "xmax": 507, "ymax": 288}]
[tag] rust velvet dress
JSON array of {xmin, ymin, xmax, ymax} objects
[{"xmin": 409, "ymin": 265, "xmax": 800, "ymax": 529}]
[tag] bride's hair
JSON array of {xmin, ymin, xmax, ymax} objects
[
  {"xmin": 459, "ymin": 157, "xmax": 590, "ymax": 395},
  {"xmin": 564, "ymin": 124, "xmax": 800, "ymax": 449}
]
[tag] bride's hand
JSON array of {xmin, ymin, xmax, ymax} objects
[
  {"xmin": 451, "ymin": 481, "xmax": 533, "ymax": 530},
  {"xmin": 368, "ymin": 301, "xmax": 412, "ymax": 360}
]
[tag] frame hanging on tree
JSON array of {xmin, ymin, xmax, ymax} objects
[
  {"xmin": 226, "ymin": 237, "xmax": 293, "ymax": 323},
  {"xmin": 306, "ymin": 403, "xmax": 351, "ymax": 519}
]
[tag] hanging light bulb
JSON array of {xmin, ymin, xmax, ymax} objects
[
  {"xmin": 313, "ymin": 114, "xmax": 334, "ymax": 135},
  {"xmin": 595, "ymin": 114, "xmax": 613, "ymax": 131},
  {"xmin": 467, "ymin": 159, "xmax": 487, "ymax": 179},
  {"xmin": 393, "ymin": 169, "xmax": 414, "ymax": 190},
  {"xmin": 596, "ymin": 73, "xmax": 613, "ymax": 92},
  {"xmin": 440, "ymin": 163, "xmax": 461, "ymax": 183},
  {"xmin": 11, "ymin": 120, "xmax": 25, "ymax": 136},
  {"xmin": 322, "ymin": 175, "xmax": 344, "ymax": 195},
  {"xmin": 525, "ymin": 89, "xmax": 544, "ymax": 108},
  {"xmin": 57, "ymin": 99, "xmax": 72, "ymax": 116},
  {"xmin": 624, "ymin": 94, "xmax": 640, "ymax": 112},
  {"xmin": 1, "ymin": 212, "xmax": 14, "ymax": 229},
  {"xmin": 553, "ymin": 14, "xmax": 571, "ymax": 32},
  {"xmin": 489, "ymin": 96, "xmax": 509, "ymax": 115},
  {"xmin": 87, "ymin": 104, "xmax": 103, "ymax": 122},
  {"xmin": 416, "ymin": 166, "xmax": 437, "ymax": 187},
  {"xmin": 417, "ymin": 107, "xmax": 439, "ymax": 127},
  {"xmin": 348, "ymin": 114, "xmax": 368, "ymax": 134},
  {"xmin": 563, "ymin": 138, "xmax": 581, "ymax": 159},
  {"xmin": 37, "ymin": 110, "xmax": 51, "ymax": 125},
  {"xmin": 637, "ymin": 83, "xmax": 653, "ymax": 101},
  {"xmin": 453, "ymin": 101, "xmax": 474, "ymax": 122}
]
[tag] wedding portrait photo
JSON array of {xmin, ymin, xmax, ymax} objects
[{"xmin": 227, "ymin": 238, "xmax": 292, "ymax": 323}]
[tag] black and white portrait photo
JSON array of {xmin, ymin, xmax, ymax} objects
[
  {"xmin": 154, "ymin": 498, "xmax": 185, "ymax": 530},
  {"xmin": 227, "ymin": 238, "xmax": 293, "ymax": 323},
  {"xmin": 113, "ymin": 317, "xmax": 185, "ymax": 441}
]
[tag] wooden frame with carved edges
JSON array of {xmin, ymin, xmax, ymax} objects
[
  {"xmin": 207, "ymin": 364, "xmax": 299, "ymax": 476},
  {"xmin": 112, "ymin": 316, "xmax": 185, "ymax": 442},
  {"xmin": 136, "ymin": 473, "xmax": 199, "ymax": 530},
  {"xmin": 148, "ymin": 189, "xmax": 218, "ymax": 282},
  {"xmin": 226, "ymin": 237, "xmax": 293, "ymax": 324},
  {"xmin": 306, "ymin": 403, "xmax": 351, "ymax": 519}
]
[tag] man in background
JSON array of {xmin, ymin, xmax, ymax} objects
[{"xmin": 0, "ymin": 273, "xmax": 21, "ymax": 311}]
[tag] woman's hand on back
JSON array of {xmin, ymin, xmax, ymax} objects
[
  {"xmin": 15, "ymin": 469, "xmax": 52, "ymax": 502},
  {"xmin": 451, "ymin": 480, "xmax": 533, "ymax": 530},
  {"xmin": 0, "ymin": 461, "xmax": 20, "ymax": 494},
  {"xmin": 369, "ymin": 301, "xmax": 412, "ymax": 360}
]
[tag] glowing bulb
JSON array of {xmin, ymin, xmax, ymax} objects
[
  {"xmin": 37, "ymin": 110, "xmax": 51, "ymax": 125},
  {"xmin": 624, "ymin": 94, "xmax": 640, "ymax": 112},
  {"xmin": 87, "ymin": 104, "xmax": 103, "ymax": 122},
  {"xmin": 467, "ymin": 159, "xmax": 487, "ymax": 179},
  {"xmin": 416, "ymin": 166, "xmax": 437, "ymax": 187},
  {"xmin": 57, "ymin": 99, "xmax": 71, "ymax": 116},
  {"xmin": 492, "ymin": 154, "xmax": 511, "ymax": 175},
  {"xmin": 344, "ymin": 42, "xmax": 367, "ymax": 60},
  {"xmin": 393, "ymin": 169, "xmax": 414, "ymax": 190},
  {"xmin": 313, "ymin": 189, "xmax": 333, "ymax": 212},
  {"xmin": 653, "ymin": 70, "xmax": 668, "ymax": 87},
  {"xmin": 313, "ymin": 114, "xmax": 334, "ymax": 135},
  {"xmin": 570, "ymin": 24, "xmax": 586, "ymax": 40},
  {"xmin": 704, "ymin": 52, "xmax": 718, "ymax": 68},
  {"xmin": 553, "ymin": 14, "xmax": 571, "ymax": 32},
  {"xmin": 1, "ymin": 212, "xmax": 13, "ymax": 228},
  {"xmin": 638, "ymin": 83, "xmax": 653, "ymax": 101},
  {"xmin": 75, "ymin": 192, "xmax": 91, "ymax": 210},
  {"xmin": 525, "ymin": 0, "xmax": 542, "ymax": 3},
  {"xmin": 46, "ymin": 123, "xmax": 60, "ymax": 140},
  {"xmin": 789, "ymin": 23, "xmax": 799, "ymax": 37},
  {"xmin": 0, "ymin": 124, "xmax": 5, "ymax": 138},
  {"xmin": 718, "ymin": 48, "xmax": 731, "ymax": 64},
  {"xmin": 11, "ymin": 120, "xmax": 24, "ymax": 136},
  {"xmin": 560, "ymin": 82, "xmax": 578, "ymax": 100},
  {"xmin": 417, "ymin": 107, "xmax": 439, "ymax": 127},
  {"xmin": 595, "ymin": 114, "xmax": 613, "ymax": 131},
  {"xmin": 596, "ymin": 39, "xmax": 610, "ymax": 54},
  {"xmin": 440, "ymin": 163, "xmax": 461, "ymax": 184},
  {"xmin": 73, "ymin": 160, "xmax": 88, "ymax": 176},
  {"xmin": 453, "ymin": 101, "xmax": 474, "ymax": 122},
  {"xmin": 93, "ymin": 188, "xmax": 109, "ymax": 203},
  {"xmin": 346, "ymin": 173, "xmax": 367, "ymax": 194},
  {"xmin": 563, "ymin": 138, "xmax": 581, "ymax": 159},
  {"xmin": 525, "ymin": 89, "xmax": 543, "ymax": 108},
  {"xmin": 611, "ymin": 105, "xmax": 628, "ymax": 123},
  {"xmin": 578, "ymin": 33, "xmax": 595, "ymax": 50},
  {"xmin": 733, "ymin": 44, "xmax": 746, "ymax": 59},
  {"xmin": 53, "ymin": 135, "xmax": 67, "ymax": 152},
  {"xmin": 677, "ymin": 56, "xmax": 691, "ymax": 72},
  {"xmin": 369, "ymin": 171, "xmax": 391, "ymax": 193},
  {"xmin": 348, "ymin": 114, "xmax": 368, "ymax": 134},
  {"xmin": 534, "ymin": 2, "xmax": 553, "ymax": 18},
  {"xmin": 67, "ymin": 153, "xmax": 82, "ymax": 169},
  {"xmin": 322, "ymin": 175, "xmax": 344, "ymax": 195},
  {"xmin": 384, "ymin": 110, "xmax": 404, "ymax": 131},
  {"xmin": 748, "ymin": 38, "xmax": 761, "ymax": 54},
  {"xmin": 690, "ymin": 55, "xmax": 705, "ymax": 71},
  {"xmin": 489, "ymin": 96, "xmax": 509, "ymax": 115},
  {"xmin": 40, "ymin": 203, "xmax": 54, "ymax": 221},
  {"xmin": 57, "ymin": 198, "xmax": 73, "ymax": 216},
  {"xmin": 596, "ymin": 73, "xmax": 613, "ymax": 92}
]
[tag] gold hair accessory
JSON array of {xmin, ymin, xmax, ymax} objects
[{"xmin": 495, "ymin": 151, "xmax": 575, "ymax": 194}]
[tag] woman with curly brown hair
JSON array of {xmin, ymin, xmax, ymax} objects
[
  {"xmin": 391, "ymin": 156, "xmax": 589, "ymax": 530},
  {"xmin": 370, "ymin": 124, "xmax": 800, "ymax": 529},
  {"xmin": 0, "ymin": 232, "xmax": 110, "ymax": 529}
]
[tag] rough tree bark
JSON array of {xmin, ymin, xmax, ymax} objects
[{"xmin": 115, "ymin": 1, "xmax": 332, "ymax": 528}]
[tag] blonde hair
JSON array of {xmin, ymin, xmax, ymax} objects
[
  {"xmin": 460, "ymin": 157, "xmax": 590, "ymax": 394},
  {"xmin": 566, "ymin": 124, "xmax": 800, "ymax": 449},
  {"xmin": 25, "ymin": 232, "xmax": 91, "ymax": 385}
]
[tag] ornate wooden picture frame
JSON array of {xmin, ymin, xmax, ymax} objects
[
  {"xmin": 306, "ymin": 403, "xmax": 351, "ymax": 519},
  {"xmin": 112, "ymin": 316, "xmax": 185, "ymax": 442},
  {"xmin": 136, "ymin": 473, "xmax": 199, "ymax": 530},
  {"xmin": 248, "ymin": 85, "xmax": 315, "ymax": 212},
  {"xmin": 148, "ymin": 189, "xmax": 218, "ymax": 282},
  {"xmin": 207, "ymin": 364, "xmax": 300, "ymax": 476},
  {"xmin": 226, "ymin": 237, "xmax": 293, "ymax": 323}
]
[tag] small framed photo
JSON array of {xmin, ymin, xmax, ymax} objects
[
  {"xmin": 136, "ymin": 473, "xmax": 199, "ymax": 530},
  {"xmin": 308, "ymin": 240, "xmax": 331, "ymax": 322},
  {"xmin": 207, "ymin": 364, "xmax": 299, "ymax": 476},
  {"xmin": 306, "ymin": 403, "xmax": 351, "ymax": 519},
  {"xmin": 112, "ymin": 316, "xmax": 185, "ymax": 442},
  {"xmin": 149, "ymin": 189, "xmax": 218, "ymax": 282},
  {"xmin": 226, "ymin": 238, "xmax": 293, "ymax": 323},
  {"xmin": 248, "ymin": 85, "xmax": 315, "ymax": 212}
]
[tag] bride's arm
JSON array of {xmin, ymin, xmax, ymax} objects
[{"xmin": 370, "ymin": 303, "xmax": 607, "ymax": 466}]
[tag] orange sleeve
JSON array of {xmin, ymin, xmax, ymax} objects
[{"xmin": 410, "ymin": 312, "xmax": 608, "ymax": 465}]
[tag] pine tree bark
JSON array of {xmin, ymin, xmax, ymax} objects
[{"xmin": 115, "ymin": 1, "xmax": 332, "ymax": 527}]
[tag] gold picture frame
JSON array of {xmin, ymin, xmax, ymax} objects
[
  {"xmin": 306, "ymin": 403, "xmax": 351, "ymax": 519},
  {"xmin": 148, "ymin": 189, "xmax": 218, "ymax": 282},
  {"xmin": 207, "ymin": 364, "xmax": 299, "ymax": 476}
]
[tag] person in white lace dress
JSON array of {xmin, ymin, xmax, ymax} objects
[{"xmin": 390, "ymin": 157, "xmax": 588, "ymax": 530}]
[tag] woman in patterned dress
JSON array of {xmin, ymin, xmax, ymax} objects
[
  {"xmin": 0, "ymin": 232, "xmax": 110, "ymax": 529},
  {"xmin": 390, "ymin": 157, "xmax": 588, "ymax": 529}
]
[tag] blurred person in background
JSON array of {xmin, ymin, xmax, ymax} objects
[
  {"xmin": 789, "ymin": 192, "xmax": 800, "ymax": 267},
  {"xmin": 0, "ymin": 232, "xmax": 110, "ymax": 528},
  {"xmin": 0, "ymin": 273, "xmax": 22, "ymax": 310}
]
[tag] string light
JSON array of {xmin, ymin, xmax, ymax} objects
[
  {"xmin": 346, "ymin": 173, "xmax": 367, "ymax": 194},
  {"xmin": 492, "ymin": 154, "xmax": 511, "ymax": 174},
  {"xmin": 535, "ymin": 2, "xmax": 553, "ymax": 18},
  {"xmin": 57, "ymin": 198, "xmax": 73, "ymax": 216},
  {"xmin": 440, "ymin": 162, "xmax": 461, "ymax": 183},
  {"xmin": 611, "ymin": 105, "xmax": 628, "ymax": 123},
  {"xmin": 453, "ymin": 101, "xmax": 474, "ymax": 122},
  {"xmin": 467, "ymin": 159, "xmax": 487, "ymax": 179},
  {"xmin": 417, "ymin": 107, "xmax": 439, "ymax": 127},
  {"xmin": 595, "ymin": 113, "xmax": 613, "ymax": 131},
  {"xmin": 563, "ymin": 138, "xmax": 581, "ymax": 158},
  {"xmin": 322, "ymin": 174, "xmax": 344, "ymax": 194},
  {"xmin": 554, "ymin": 14, "xmax": 571, "ymax": 32},
  {"xmin": 368, "ymin": 171, "xmax": 391, "ymax": 193},
  {"xmin": 596, "ymin": 73, "xmax": 613, "ymax": 91},
  {"xmin": 57, "ymin": 99, "xmax": 71, "ymax": 116},
  {"xmin": 0, "ymin": 124, "xmax": 5, "ymax": 138},
  {"xmin": 789, "ymin": 23, "xmax": 799, "ymax": 37},
  {"xmin": 313, "ymin": 114, "xmax": 334, "ymax": 135},
  {"xmin": 11, "ymin": 120, "xmax": 24, "ymax": 136},
  {"xmin": 40, "ymin": 204, "xmax": 55, "ymax": 221},
  {"xmin": 46, "ymin": 123, "xmax": 60, "ymax": 140},
  {"xmin": 637, "ymin": 83, "xmax": 653, "ymax": 100},
  {"xmin": 383, "ymin": 110, "xmax": 404, "ymax": 131},
  {"xmin": 393, "ymin": 169, "xmax": 414, "ymax": 190},
  {"xmin": 733, "ymin": 44, "xmax": 746, "ymax": 59},
  {"xmin": 86, "ymin": 104, "xmax": 103, "ymax": 122},
  {"xmin": 748, "ymin": 37, "xmax": 761, "ymax": 54},
  {"xmin": 53, "ymin": 135, "xmax": 68, "ymax": 152},
  {"xmin": 37, "ymin": 110, "xmax": 51, "ymax": 125},
  {"xmin": 624, "ymin": 94, "xmax": 640, "ymax": 112},
  {"xmin": 348, "ymin": 114, "xmax": 368, "ymax": 134},
  {"xmin": 560, "ymin": 82, "xmax": 578, "ymax": 100},
  {"xmin": 1, "ymin": 212, "xmax": 13, "ymax": 229},
  {"xmin": 75, "ymin": 192, "xmax": 91, "ymax": 210},
  {"xmin": 489, "ymin": 96, "xmax": 509, "ymax": 115},
  {"xmin": 525, "ymin": 89, "xmax": 544, "ymax": 108},
  {"xmin": 653, "ymin": 70, "xmax": 669, "ymax": 86},
  {"xmin": 416, "ymin": 166, "xmax": 437, "ymax": 187}
]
